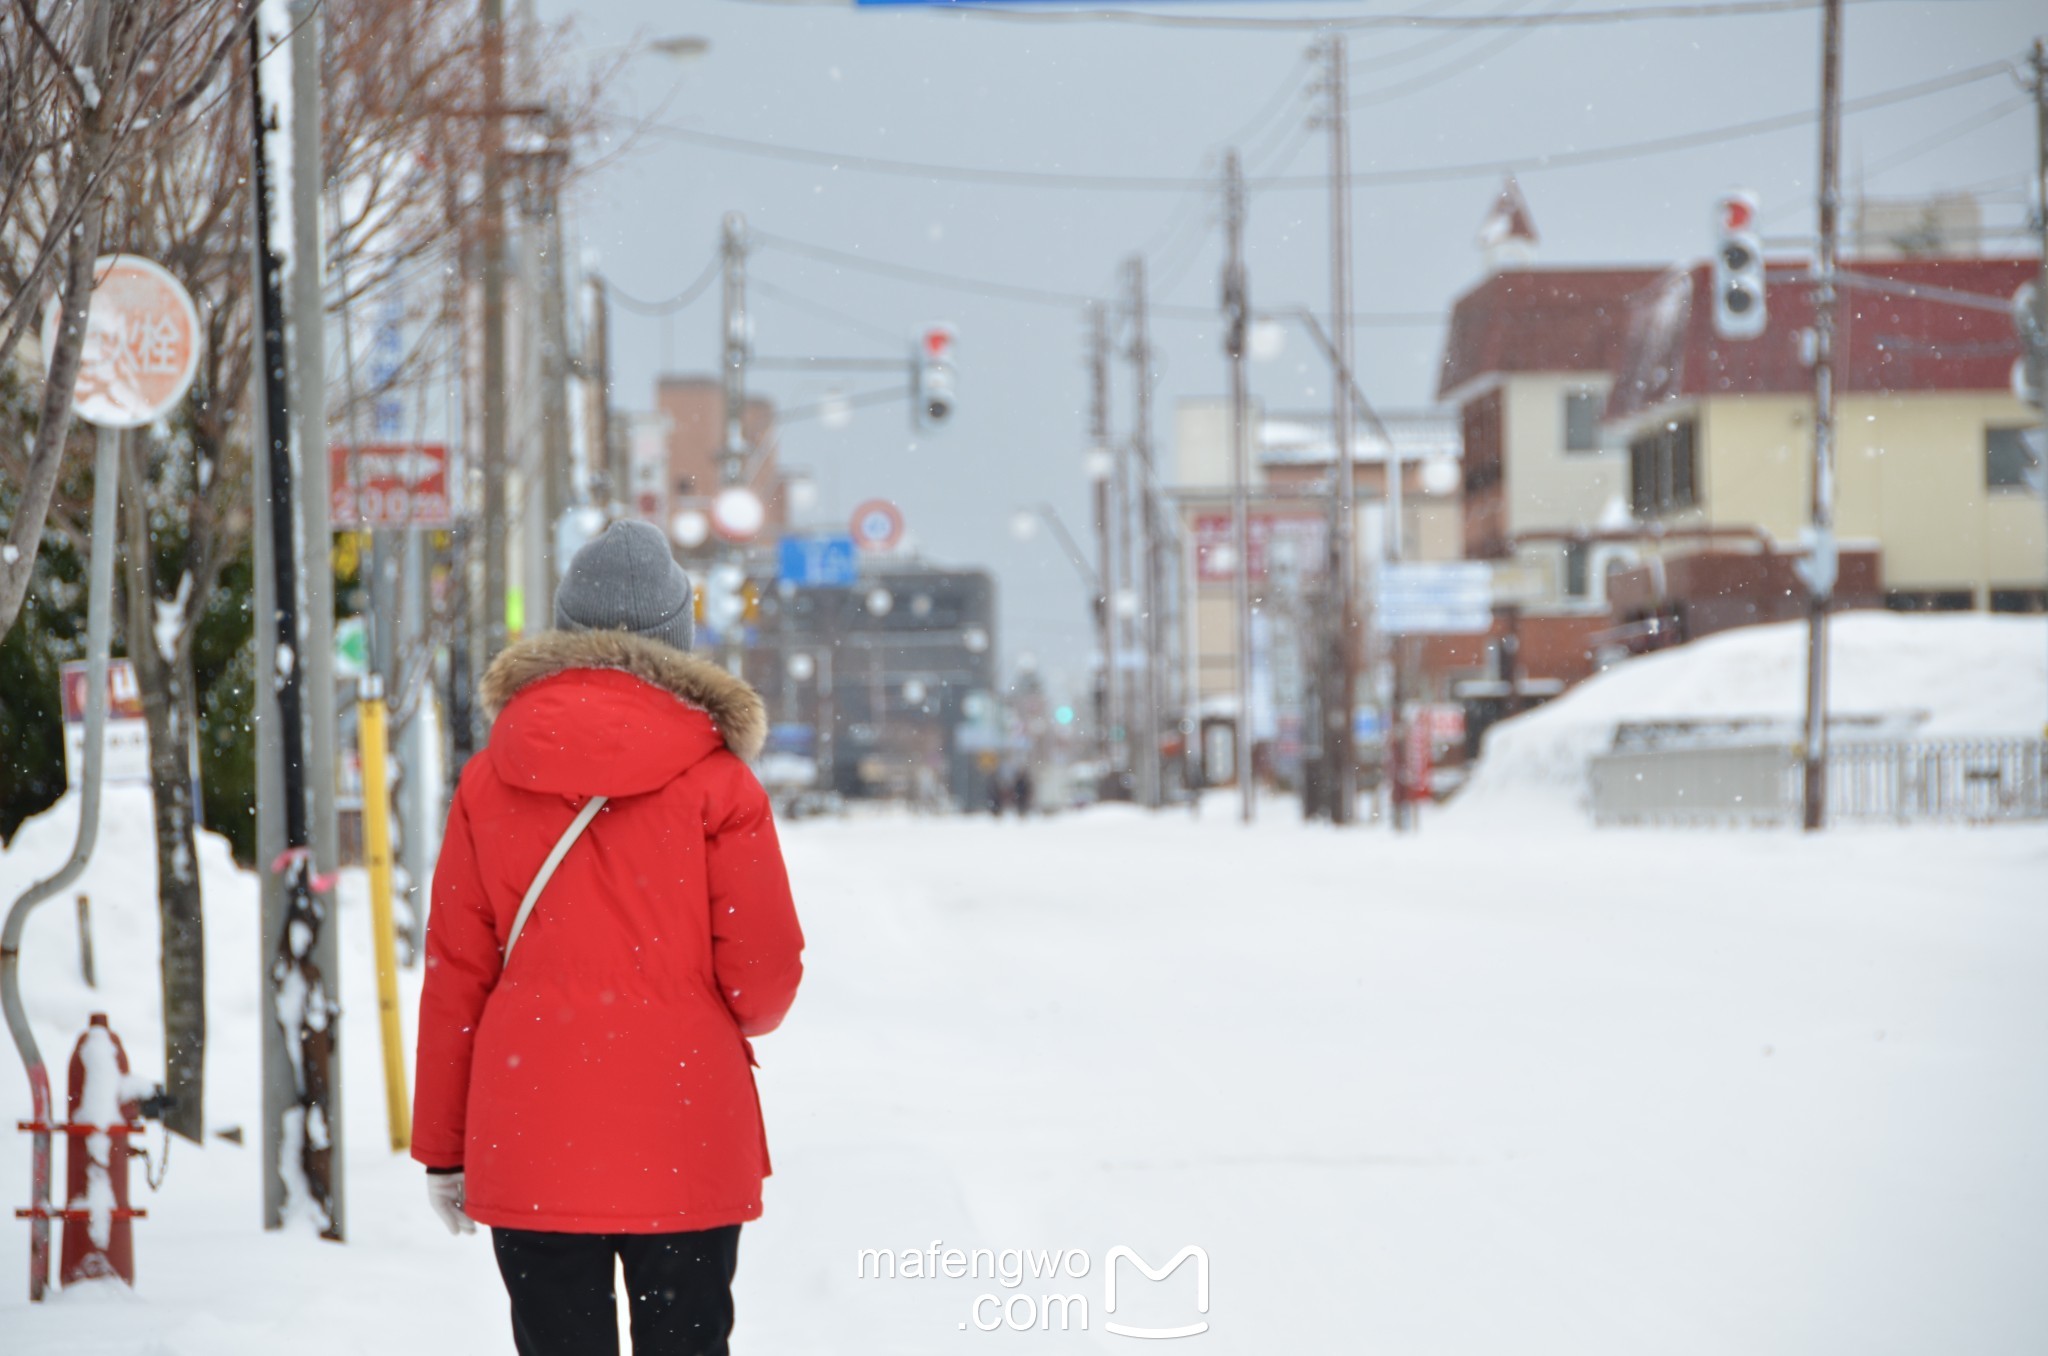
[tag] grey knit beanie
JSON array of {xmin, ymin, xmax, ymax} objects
[{"xmin": 553, "ymin": 520, "xmax": 696, "ymax": 652}]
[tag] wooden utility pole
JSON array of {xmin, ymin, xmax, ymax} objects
[
  {"xmin": 1223, "ymin": 149, "xmax": 1255, "ymax": 824},
  {"xmin": 1321, "ymin": 34, "xmax": 1360, "ymax": 827},
  {"xmin": 1801, "ymin": 0, "xmax": 1845, "ymax": 831},
  {"xmin": 1086, "ymin": 303, "xmax": 1122, "ymax": 776},
  {"xmin": 1126, "ymin": 256, "xmax": 1165, "ymax": 808}
]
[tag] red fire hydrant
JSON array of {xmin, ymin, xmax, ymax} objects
[{"xmin": 60, "ymin": 1014, "xmax": 146, "ymax": 1287}]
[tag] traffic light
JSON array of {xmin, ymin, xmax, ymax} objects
[
  {"xmin": 1712, "ymin": 191, "xmax": 1766, "ymax": 341},
  {"xmin": 913, "ymin": 323, "xmax": 956, "ymax": 428}
]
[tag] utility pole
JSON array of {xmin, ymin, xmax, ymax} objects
[
  {"xmin": 720, "ymin": 212, "xmax": 750, "ymax": 489},
  {"xmin": 534, "ymin": 130, "xmax": 572, "ymax": 623},
  {"xmin": 1086, "ymin": 303, "xmax": 1121, "ymax": 777},
  {"xmin": 1125, "ymin": 256, "xmax": 1164, "ymax": 808},
  {"xmin": 1319, "ymin": 34, "xmax": 1359, "ymax": 827},
  {"xmin": 480, "ymin": 0, "xmax": 509, "ymax": 684},
  {"xmin": 1223, "ymin": 149, "xmax": 1255, "ymax": 824},
  {"xmin": 2029, "ymin": 38, "xmax": 2048, "ymax": 737},
  {"xmin": 252, "ymin": 16, "xmax": 341, "ymax": 1238},
  {"xmin": 1109, "ymin": 318, "xmax": 1136, "ymax": 798},
  {"xmin": 1801, "ymin": 0, "xmax": 1845, "ymax": 832},
  {"xmin": 717, "ymin": 212, "xmax": 751, "ymax": 672},
  {"xmin": 288, "ymin": 0, "xmax": 338, "ymax": 899},
  {"xmin": 588, "ymin": 274, "xmax": 621, "ymax": 518}
]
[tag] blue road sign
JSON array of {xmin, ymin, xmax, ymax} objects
[{"xmin": 779, "ymin": 534, "xmax": 859, "ymax": 587}]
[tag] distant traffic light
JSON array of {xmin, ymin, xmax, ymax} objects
[
  {"xmin": 914, "ymin": 323, "xmax": 956, "ymax": 428},
  {"xmin": 1712, "ymin": 191, "xmax": 1766, "ymax": 341}
]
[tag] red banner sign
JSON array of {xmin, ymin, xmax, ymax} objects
[
  {"xmin": 1192, "ymin": 512, "xmax": 1327, "ymax": 584},
  {"xmin": 330, "ymin": 443, "xmax": 452, "ymax": 528}
]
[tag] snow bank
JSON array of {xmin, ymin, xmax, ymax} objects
[{"xmin": 1450, "ymin": 613, "xmax": 2048, "ymax": 826}]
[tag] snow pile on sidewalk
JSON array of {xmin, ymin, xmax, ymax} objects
[{"xmin": 1452, "ymin": 612, "xmax": 2048, "ymax": 825}]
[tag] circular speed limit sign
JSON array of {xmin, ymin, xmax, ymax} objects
[{"xmin": 849, "ymin": 498, "xmax": 905, "ymax": 553}]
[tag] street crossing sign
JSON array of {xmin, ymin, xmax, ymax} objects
[
  {"xmin": 1375, "ymin": 561, "xmax": 1493, "ymax": 635},
  {"xmin": 779, "ymin": 534, "xmax": 859, "ymax": 587}
]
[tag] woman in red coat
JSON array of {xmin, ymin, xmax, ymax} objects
[{"xmin": 413, "ymin": 521, "xmax": 805, "ymax": 1356}]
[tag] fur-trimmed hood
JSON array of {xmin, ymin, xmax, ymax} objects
[{"xmin": 480, "ymin": 631, "xmax": 767, "ymax": 795}]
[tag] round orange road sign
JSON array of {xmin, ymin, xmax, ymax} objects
[{"xmin": 41, "ymin": 255, "xmax": 203, "ymax": 429}]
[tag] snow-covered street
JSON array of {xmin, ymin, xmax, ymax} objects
[{"xmin": 3, "ymin": 793, "xmax": 2044, "ymax": 1353}]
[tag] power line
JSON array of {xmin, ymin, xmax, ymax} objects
[
  {"xmin": 606, "ymin": 255, "xmax": 720, "ymax": 314},
  {"xmin": 751, "ymin": 275, "xmax": 904, "ymax": 345},
  {"xmin": 1335, "ymin": 58, "xmax": 2012, "ymax": 185},
  {"xmin": 789, "ymin": 0, "xmax": 1968, "ymax": 32},
  {"xmin": 626, "ymin": 59, "xmax": 2011, "ymax": 193},
  {"xmin": 1351, "ymin": 24, "xmax": 1537, "ymax": 109},
  {"xmin": 751, "ymin": 227, "xmax": 1443, "ymax": 326}
]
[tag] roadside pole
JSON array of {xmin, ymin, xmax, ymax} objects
[
  {"xmin": 1086, "ymin": 303, "xmax": 1121, "ymax": 779},
  {"xmin": 253, "ymin": 17, "xmax": 342, "ymax": 1238},
  {"xmin": 719, "ymin": 212, "xmax": 752, "ymax": 673},
  {"xmin": 289, "ymin": 0, "xmax": 338, "ymax": 891},
  {"xmin": 355, "ymin": 680, "xmax": 410, "ymax": 1150},
  {"xmin": 1222, "ymin": 149, "xmax": 1255, "ymax": 824},
  {"xmin": 1321, "ymin": 33, "xmax": 1360, "ymax": 826},
  {"xmin": 2031, "ymin": 40, "xmax": 2048, "ymax": 738},
  {"xmin": 2, "ymin": 427, "xmax": 118, "ymax": 1301},
  {"xmin": 1126, "ymin": 257, "xmax": 1164, "ymax": 808},
  {"xmin": 1801, "ymin": 0, "xmax": 1845, "ymax": 832}
]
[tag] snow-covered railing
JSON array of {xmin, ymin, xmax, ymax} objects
[{"xmin": 1589, "ymin": 739, "xmax": 2048, "ymax": 826}]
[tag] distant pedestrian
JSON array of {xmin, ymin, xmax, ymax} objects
[
  {"xmin": 989, "ymin": 773, "xmax": 1008, "ymax": 817},
  {"xmin": 1011, "ymin": 767, "xmax": 1035, "ymax": 818},
  {"xmin": 413, "ymin": 521, "xmax": 805, "ymax": 1356}
]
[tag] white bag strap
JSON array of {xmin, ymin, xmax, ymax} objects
[{"xmin": 502, "ymin": 795, "xmax": 607, "ymax": 966}]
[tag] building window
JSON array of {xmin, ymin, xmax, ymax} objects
[
  {"xmin": 1987, "ymin": 427, "xmax": 2040, "ymax": 492},
  {"xmin": 1990, "ymin": 588, "xmax": 2048, "ymax": 614},
  {"xmin": 1884, "ymin": 589, "xmax": 1974, "ymax": 613},
  {"xmin": 1563, "ymin": 390, "xmax": 1602, "ymax": 453},
  {"xmin": 1627, "ymin": 417, "xmax": 1700, "ymax": 518},
  {"xmin": 1563, "ymin": 540, "xmax": 1590, "ymax": 598}
]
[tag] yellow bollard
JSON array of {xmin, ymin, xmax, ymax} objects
[{"xmin": 357, "ymin": 676, "xmax": 411, "ymax": 1150}]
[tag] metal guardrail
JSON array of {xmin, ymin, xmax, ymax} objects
[{"xmin": 1589, "ymin": 738, "xmax": 2048, "ymax": 826}]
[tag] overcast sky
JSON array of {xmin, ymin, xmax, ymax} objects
[{"xmin": 537, "ymin": 0, "xmax": 2042, "ymax": 701}]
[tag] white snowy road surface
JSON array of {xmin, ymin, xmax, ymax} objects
[{"xmin": 2, "ymin": 787, "xmax": 2043, "ymax": 1354}]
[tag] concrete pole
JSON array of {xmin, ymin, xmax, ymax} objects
[
  {"xmin": 289, "ymin": 0, "xmax": 339, "ymax": 898},
  {"xmin": 1086, "ymin": 303, "xmax": 1120, "ymax": 777},
  {"xmin": 1126, "ymin": 257, "xmax": 1163, "ymax": 808},
  {"xmin": 1223, "ymin": 149, "xmax": 1255, "ymax": 824},
  {"xmin": 480, "ymin": 0, "xmax": 509, "ymax": 677},
  {"xmin": 1324, "ymin": 33, "xmax": 1359, "ymax": 827},
  {"xmin": 2032, "ymin": 40, "xmax": 2048, "ymax": 737},
  {"xmin": 1801, "ymin": 0, "xmax": 1844, "ymax": 832}
]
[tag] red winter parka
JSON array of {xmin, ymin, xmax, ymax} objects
[{"xmin": 412, "ymin": 630, "xmax": 805, "ymax": 1233}]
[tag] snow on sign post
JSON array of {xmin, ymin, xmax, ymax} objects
[{"xmin": 39, "ymin": 256, "xmax": 203, "ymax": 430}]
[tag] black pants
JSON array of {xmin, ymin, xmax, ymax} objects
[{"xmin": 492, "ymin": 1224, "xmax": 741, "ymax": 1356}]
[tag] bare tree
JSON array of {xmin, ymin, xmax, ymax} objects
[
  {"xmin": 0, "ymin": 0, "xmax": 250, "ymax": 644},
  {"xmin": 60, "ymin": 0, "xmax": 611, "ymax": 1138}
]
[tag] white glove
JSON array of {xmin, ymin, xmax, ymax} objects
[{"xmin": 427, "ymin": 1171, "xmax": 475, "ymax": 1236}]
